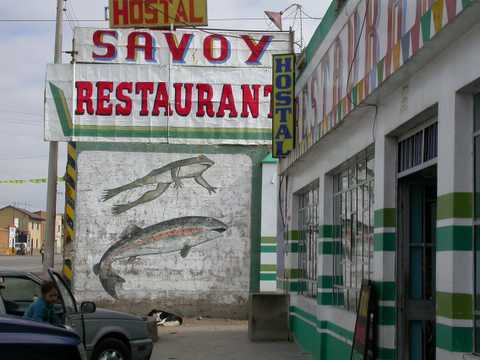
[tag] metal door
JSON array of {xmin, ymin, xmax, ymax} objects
[{"xmin": 398, "ymin": 168, "xmax": 436, "ymax": 360}]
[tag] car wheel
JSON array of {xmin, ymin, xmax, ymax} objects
[{"xmin": 92, "ymin": 338, "xmax": 130, "ymax": 360}]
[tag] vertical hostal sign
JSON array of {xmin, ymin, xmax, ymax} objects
[{"xmin": 272, "ymin": 54, "xmax": 295, "ymax": 158}]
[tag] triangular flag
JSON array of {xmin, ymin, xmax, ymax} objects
[
  {"xmin": 401, "ymin": 30, "xmax": 411, "ymax": 65},
  {"xmin": 265, "ymin": 11, "xmax": 283, "ymax": 31},
  {"xmin": 432, "ymin": 0, "xmax": 444, "ymax": 34},
  {"xmin": 421, "ymin": 9, "xmax": 432, "ymax": 43},
  {"xmin": 445, "ymin": 0, "xmax": 457, "ymax": 23}
]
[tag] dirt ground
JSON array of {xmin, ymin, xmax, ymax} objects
[{"xmin": 151, "ymin": 318, "xmax": 311, "ymax": 360}]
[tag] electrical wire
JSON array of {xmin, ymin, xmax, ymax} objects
[{"xmin": 0, "ymin": 17, "xmax": 321, "ymax": 23}]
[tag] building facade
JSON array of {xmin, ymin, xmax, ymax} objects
[
  {"xmin": 277, "ymin": 0, "xmax": 480, "ymax": 359},
  {"xmin": 0, "ymin": 206, "xmax": 45, "ymax": 255}
]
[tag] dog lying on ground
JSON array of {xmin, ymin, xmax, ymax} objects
[{"xmin": 148, "ymin": 309, "xmax": 183, "ymax": 327}]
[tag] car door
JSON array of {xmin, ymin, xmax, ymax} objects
[
  {"xmin": 48, "ymin": 271, "xmax": 84, "ymax": 342},
  {"xmin": 0, "ymin": 275, "xmax": 41, "ymax": 316}
]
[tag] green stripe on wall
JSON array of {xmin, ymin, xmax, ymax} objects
[
  {"xmin": 436, "ymin": 226, "xmax": 473, "ymax": 251},
  {"xmin": 375, "ymin": 281, "xmax": 396, "ymax": 301},
  {"xmin": 436, "ymin": 292, "xmax": 473, "ymax": 320},
  {"xmin": 260, "ymin": 245, "xmax": 277, "ymax": 253},
  {"xmin": 288, "ymin": 230, "xmax": 301, "ymax": 241},
  {"xmin": 285, "ymin": 269, "xmax": 304, "ymax": 279},
  {"xmin": 437, "ymin": 193, "xmax": 473, "ymax": 220},
  {"xmin": 436, "ymin": 323, "xmax": 472, "ymax": 352},
  {"xmin": 317, "ymin": 275, "xmax": 342, "ymax": 289},
  {"xmin": 260, "ymin": 264, "xmax": 276, "ymax": 272},
  {"xmin": 317, "ymin": 292, "xmax": 335, "ymax": 305},
  {"xmin": 261, "ymin": 236, "xmax": 276, "ymax": 244},
  {"xmin": 260, "ymin": 273, "xmax": 276, "ymax": 281},
  {"xmin": 288, "ymin": 242, "xmax": 299, "ymax": 252},
  {"xmin": 374, "ymin": 233, "xmax": 396, "ymax": 251},
  {"xmin": 318, "ymin": 225, "xmax": 334, "ymax": 238},
  {"xmin": 374, "ymin": 208, "xmax": 396, "ymax": 228},
  {"xmin": 318, "ymin": 241, "xmax": 335, "ymax": 254},
  {"xmin": 378, "ymin": 306, "xmax": 396, "ymax": 326}
]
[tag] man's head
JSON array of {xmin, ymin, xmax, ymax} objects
[{"xmin": 41, "ymin": 281, "xmax": 58, "ymax": 305}]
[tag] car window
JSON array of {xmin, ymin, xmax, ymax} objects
[
  {"xmin": 51, "ymin": 273, "xmax": 77, "ymax": 314},
  {"xmin": 1, "ymin": 277, "xmax": 40, "ymax": 302}
]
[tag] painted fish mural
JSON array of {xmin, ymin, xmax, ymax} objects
[
  {"xmin": 102, "ymin": 155, "xmax": 217, "ymax": 215},
  {"xmin": 93, "ymin": 216, "xmax": 228, "ymax": 298}
]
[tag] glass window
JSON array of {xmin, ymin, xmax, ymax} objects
[
  {"xmin": 52, "ymin": 272, "xmax": 77, "ymax": 314},
  {"xmin": 1, "ymin": 277, "xmax": 40, "ymax": 302},
  {"xmin": 297, "ymin": 182, "xmax": 319, "ymax": 297},
  {"xmin": 332, "ymin": 149, "xmax": 374, "ymax": 311}
]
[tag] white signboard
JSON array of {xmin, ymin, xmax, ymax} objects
[{"xmin": 45, "ymin": 28, "xmax": 290, "ymax": 144}]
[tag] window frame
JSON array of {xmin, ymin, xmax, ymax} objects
[
  {"xmin": 296, "ymin": 181, "xmax": 320, "ymax": 298},
  {"xmin": 331, "ymin": 148, "xmax": 375, "ymax": 312},
  {"xmin": 473, "ymin": 93, "xmax": 480, "ymax": 354}
]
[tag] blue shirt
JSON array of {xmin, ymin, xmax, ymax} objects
[{"xmin": 23, "ymin": 298, "xmax": 61, "ymax": 325}]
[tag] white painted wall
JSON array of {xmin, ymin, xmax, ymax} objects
[{"xmin": 73, "ymin": 150, "xmax": 253, "ymax": 317}]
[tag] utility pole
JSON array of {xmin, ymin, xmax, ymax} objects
[{"xmin": 44, "ymin": 0, "xmax": 63, "ymax": 273}]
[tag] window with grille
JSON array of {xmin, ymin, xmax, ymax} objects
[
  {"xmin": 332, "ymin": 150, "xmax": 374, "ymax": 311},
  {"xmin": 398, "ymin": 122, "xmax": 438, "ymax": 174},
  {"xmin": 297, "ymin": 182, "xmax": 319, "ymax": 297}
]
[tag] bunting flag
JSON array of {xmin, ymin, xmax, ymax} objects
[
  {"xmin": 432, "ymin": 0, "xmax": 445, "ymax": 34},
  {"xmin": 401, "ymin": 30, "xmax": 411, "ymax": 65},
  {"xmin": 0, "ymin": 177, "xmax": 64, "ymax": 185},
  {"xmin": 421, "ymin": 9, "xmax": 433, "ymax": 43}
]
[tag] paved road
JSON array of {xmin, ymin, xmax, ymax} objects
[
  {"xmin": 151, "ymin": 319, "xmax": 311, "ymax": 360},
  {"xmin": 0, "ymin": 255, "xmax": 63, "ymax": 273}
]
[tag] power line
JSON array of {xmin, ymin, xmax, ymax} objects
[{"xmin": 0, "ymin": 17, "xmax": 321, "ymax": 22}]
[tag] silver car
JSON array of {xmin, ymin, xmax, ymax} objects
[{"xmin": 0, "ymin": 270, "xmax": 153, "ymax": 360}]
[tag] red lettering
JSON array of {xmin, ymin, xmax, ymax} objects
[
  {"xmin": 332, "ymin": 38, "xmax": 342, "ymax": 110},
  {"xmin": 96, "ymin": 81, "xmax": 114, "ymax": 116},
  {"xmin": 241, "ymin": 35, "xmax": 272, "ymax": 64},
  {"xmin": 112, "ymin": 0, "xmax": 129, "ymax": 26},
  {"xmin": 135, "ymin": 82, "xmax": 154, "ymax": 116},
  {"xmin": 264, "ymin": 85, "xmax": 273, "ymax": 118},
  {"xmin": 189, "ymin": 0, "xmax": 203, "ymax": 23},
  {"xmin": 347, "ymin": 10, "xmax": 359, "ymax": 111},
  {"xmin": 365, "ymin": 0, "xmax": 379, "ymax": 76},
  {"xmin": 152, "ymin": 82, "xmax": 173, "ymax": 116},
  {"xmin": 144, "ymin": 0, "xmax": 159, "ymax": 24},
  {"xmin": 175, "ymin": 0, "xmax": 188, "ymax": 22},
  {"xmin": 129, "ymin": 0, "xmax": 144, "ymax": 25},
  {"xmin": 196, "ymin": 84, "xmax": 215, "ymax": 117},
  {"xmin": 203, "ymin": 35, "xmax": 230, "ymax": 63},
  {"xmin": 93, "ymin": 30, "xmax": 118, "ymax": 60},
  {"xmin": 75, "ymin": 82, "xmax": 94, "ymax": 115},
  {"xmin": 116, "ymin": 82, "xmax": 133, "ymax": 116},
  {"xmin": 164, "ymin": 33, "xmax": 193, "ymax": 63},
  {"xmin": 241, "ymin": 85, "xmax": 260, "ymax": 118},
  {"xmin": 158, "ymin": 0, "xmax": 170, "ymax": 23},
  {"xmin": 216, "ymin": 84, "xmax": 238, "ymax": 118},
  {"xmin": 127, "ymin": 32, "xmax": 155, "ymax": 62},
  {"xmin": 174, "ymin": 83, "xmax": 193, "ymax": 116}
]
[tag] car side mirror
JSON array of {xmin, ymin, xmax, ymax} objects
[{"xmin": 80, "ymin": 301, "xmax": 96, "ymax": 314}]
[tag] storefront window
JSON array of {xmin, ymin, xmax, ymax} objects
[
  {"xmin": 332, "ymin": 150, "xmax": 374, "ymax": 311},
  {"xmin": 297, "ymin": 182, "xmax": 319, "ymax": 297},
  {"xmin": 474, "ymin": 93, "xmax": 480, "ymax": 353}
]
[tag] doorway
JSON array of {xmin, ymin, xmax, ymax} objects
[{"xmin": 397, "ymin": 165, "xmax": 437, "ymax": 360}]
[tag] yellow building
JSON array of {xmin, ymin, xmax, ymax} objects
[
  {"xmin": 0, "ymin": 206, "xmax": 45, "ymax": 255},
  {"xmin": 34, "ymin": 211, "xmax": 64, "ymax": 255}
]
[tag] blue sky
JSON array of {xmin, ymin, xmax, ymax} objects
[{"xmin": 0, "ymin": 0, "xmax": 329, "ymax": 211}]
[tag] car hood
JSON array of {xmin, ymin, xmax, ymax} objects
[{"xmin": 84, "ymin": 308, "xmax": 144, "ymax": 322}]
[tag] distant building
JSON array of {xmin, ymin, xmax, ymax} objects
[
  {"xmin": 34, "ymin": 211, "xmax": 64, "ymax": 255},
  {"xmin": 0, "ymin": 206, "xmax": 45, "ymax": 255},
  {"xmin": 0, "ymin": 227, "xmax": 9, "ymax": 255}
]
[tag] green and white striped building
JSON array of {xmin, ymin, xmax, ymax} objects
[{"xmin": 275, "ymin": 0, "xmax": 480, "ymax": 359}]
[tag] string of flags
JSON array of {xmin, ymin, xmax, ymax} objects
[{"xmin": 0, "ymin": 177, "xmax": 65, "ymax": 185}]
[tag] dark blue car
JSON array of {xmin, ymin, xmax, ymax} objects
[{"xmin": 0, "ymin": 315, "xmax": 87, "ymax": 360}]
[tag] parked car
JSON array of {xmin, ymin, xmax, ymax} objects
[
  {"xmin": 0, "ymin": 270, "xmax": 153, "ymax": 360},
  {"xmin": 0, "ymin": 315, "xmax": 87, "ymax": 360}
]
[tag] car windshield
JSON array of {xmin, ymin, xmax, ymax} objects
[{"xmin": 51, "ymin": 272, "xmax": 77, "ymax": 314}]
